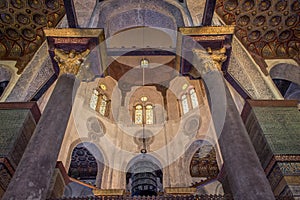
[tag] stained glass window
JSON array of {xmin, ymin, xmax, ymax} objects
[
  {"xmin": 135, "ymin": 105, "xmax": 143, "ymax": 124},
  {"xmin": 90, "ymin": 89, "xmax": 99, "ymax": 110},
  {"xmin": 99, "ymin": 95, "xmax": 107, "ymax": 116},
  {"xmin": 190, "ymin": 89, "xmax": 199, "ymax": 108},
  {"xmin": 140, "ymin": 59, "xmax": 149, "ymax": 68},
  {"xmin": 181, "ymin": 94, "xmax": 189, "ymax": 114},
  {"xmin": 145, "ymin": 105, "xmax": 153, "ymax": 125},
  {"xmin": 99, "ymin": 83, "xmax": 107, "ymax": 91}
]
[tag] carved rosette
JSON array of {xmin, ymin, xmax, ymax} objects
[{"xmin": 54, "ymin": 48, "xmax": 90, "ymax": 76}]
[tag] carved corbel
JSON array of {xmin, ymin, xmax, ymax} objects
[
  {"xmin": 192, "ymin": 47, "xmax": 227, "ymax": 77},
  {"xmin": 54, "ymin": 48, "xmax": 90, "ymax": 76}
]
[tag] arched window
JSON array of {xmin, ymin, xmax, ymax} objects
[
  {"xmin": 89, "ymin": 89, "xmax": 99, "ymax": 110},
  {"xmin": 89, "ymin": 86, "xmax": 110, "ymax": 117},
  {"xmin": 180, "ymin": 87, "xmax": 200, "ymax": 115},
  {"xmin": 145, "ymin": 105, "xmax": 153, "ymax": 125},
  {"xmin": 134, "ymin": 103, "xmax": 154, "ymax": 125},
  {"xmin": 181, "ymin": 94, "xmax": 189, "ymax": 114},
  {"xmin": 135, "ymin": 105, "xmax": 143, "ymax": 125},
  {"xmin": 189, "ymin": 88, "xmax": 199, "ymax": 109},
  {"xmin": 98, "ymin": 94, "xmax": 108, "ymax": 116}
]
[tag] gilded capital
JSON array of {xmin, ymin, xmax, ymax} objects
[
  {"xmin": 54, "ymin": 48, "xmax": 90, "ymax": 75},
  {"xmin": 208, "ymin": 47, "xmax": 227, "ymax": 71},
  {"xmin": 192, "ymin": 47, "xmax": 227, "ymax": 76}
]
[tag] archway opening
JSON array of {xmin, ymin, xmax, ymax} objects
[
  {"xmin": 68, "ymin": 143, "xmax": 104, "ymax": 187},
  {"xmin": 126, "ymin": 156, "xmax": 163, "ymax": 196},
  {"xmin": 273, "ymin": 79, "xmax": 300, "ymax": 102},
  {"xmin": 0, "ymin": 81, "xmax": 9, "ymax": 97},
  {"xmin": 0, "ymin": 66, "xmax": 11, "ymax": 98},
  {"xmin": 270, "ymin": 64, "xmax": 300, "ymax": 105}
]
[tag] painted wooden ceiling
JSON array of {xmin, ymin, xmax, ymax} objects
[
  {"xmin": 216, "ymin": 0, "xmax": 300, "ymax": 74},
  {"xmin": 0, "ymin": 0, "xmax": 65, "ymax": 74},
  {"xmin": 0, "ymin": 0, "xmax": 299, "ymax": 75}
]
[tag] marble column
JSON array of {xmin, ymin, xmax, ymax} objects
[
  {"xmin": 2, "ymin": 49, "xmax": 89, "ymax": 200},
  {"xmin": 2, "ymin": 74, "xmax": 77, "ymax": 200},
  {"xmin": 193, "ymin": 49, "xmax": 275, "ymax": 200}
]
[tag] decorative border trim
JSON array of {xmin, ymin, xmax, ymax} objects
[
  {"xmin": 44, "ymin": 28, "xmax": 104, "ymax": 38},
  {"xmin": 247, "ymin": 100, "xmax": 298, "ymax": 107},
  {"xmin": 0, "ymin": 102, "xmax": 41, "ymax": 123},
  {"xmin": 265, "ymin": 155, "xmax": 300, "ymax": 176},
  {"xmin": 178, "ymin": 26, "xmax": 235, "ymax": 35}
]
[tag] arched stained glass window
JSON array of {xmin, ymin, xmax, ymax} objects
[
  {"xmin": 134, "ymin": 103, "xmax": 154, "ymax": 125},
  {"xmin": 90, "ymin": 88, "xmax": 109, "ymax": 117},
  {"xmin": 99, "ymin": 94, "xmax": 108, "ymax": 116},
  {"xmin": 145, "ymin": 105, "xmax": 153, "ymax": 125},
  {"xmin": 90, "ymin": 89, "xmax": 99, "ymax": 110},
  {"xmin": 135, "ymin": 105, "xmax": 143, "ymax": 125},
  {"xmin": 189, "ymin": 89, "xmax": 199, "ymax": 109},
  {"xmin": 181, "ymin": 94, "xmax": 189, "ymax": 114}
]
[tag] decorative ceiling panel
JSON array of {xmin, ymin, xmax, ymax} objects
[
  {"xmin": 216, "ymin": 0, "xmax": 300, "ymax": 74},
  {"xmin": 0, "ymin": 0, "xmax": 65, "ymax": 74}
]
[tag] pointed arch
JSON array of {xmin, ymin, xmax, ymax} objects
[
  {"xmin": 67, "ymin": 142, "xmax": 105, "ymax": 188},
  {"xmin": 126, "ymin": 154, "xmax": 163, "ymax": 196}
]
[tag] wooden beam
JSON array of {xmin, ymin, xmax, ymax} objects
[
  {"xmin": 202, "ymin": 0, "xmax": 217, "ymax": 26},
  {"xmin": 63, "ymin": 0, "xmax": 78, "ymax": 28}
]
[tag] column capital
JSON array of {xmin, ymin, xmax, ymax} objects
[
  {"xmin": 44, "ymin": 28, "xmax": 106, "ymax": 78},
  {"xmin": 54, "ymin": 48, "xmax": 90, "ymax": 76},
  {"xmin": 192, "ymin": 47, "xmax": 227, "ymax": 76}
]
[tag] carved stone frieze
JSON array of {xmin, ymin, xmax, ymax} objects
[
  {"xmin": 216, "ymin": 0, "xmax": 300, "ymax": 74},
  {"xmin": 0, "ymin": 0, "xmax": 65, "ymax": 74}
]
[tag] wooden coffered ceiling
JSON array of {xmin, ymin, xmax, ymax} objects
[
  {"xmin": 0, "ymin": 0, "xmax": 65, "ymax": 74},
  {"xmin": 1, "ymin": 0, "xmax": 299, "ymax": 76},
  {"xmin": 215, "ymin": 0, "xmax": 300, "ymax": 74}
]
